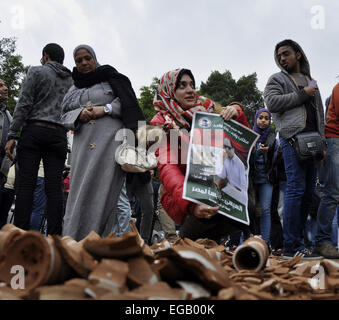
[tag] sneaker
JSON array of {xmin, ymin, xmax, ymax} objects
[
  {"xmin": 314, "ymin": 244, "xmax": 339, "ymax": 259},
  {"xmin": 297, "ymin": 248, "xmax": 323, "ymax": 260},
  {"xmin": 283, "ymin": 248, "xmax": 323, "ymax": 260},
  {"xmin": 231, "ymin": 245, "xmax": 238, "ymax": 252},
  {"xmin": 223, "ymin": 239, "xmax": 238, "ymax": 252},
  {"xmin": 271, "ymin": 248, "xmax": 283, "ymax": 257},
  {"xmin": 282, "ymin": 251, "xmax": 296, "ymax": 260}
]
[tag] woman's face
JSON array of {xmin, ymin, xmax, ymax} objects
[
  {"xmin": 257, "ymin": 111, "xmax": 270, "ymax": 129},
  {"xmin": 174, "ymin": 74, "xmax": 197, "ymax": 110},
  {"xmin": 74, "ymin": 49, "xmax": 96, "ymax": 73}
]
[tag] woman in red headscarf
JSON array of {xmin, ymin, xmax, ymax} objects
[{"xmin": 150, "ymin": 68, "xmax": 249, "ymax": 240}]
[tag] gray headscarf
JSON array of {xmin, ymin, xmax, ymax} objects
[{"xmin": 73, "ymin": 44, "xmax": 100, "ymax": 68}]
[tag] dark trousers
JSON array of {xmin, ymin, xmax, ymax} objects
[
  {"xmin": 128, "ymin": 181, "xmax": 154, "ymax": 244},
  {"xmin": 270, "ymin": 183, "xmax": 284, "ymax": 250},
  {"xmin": 179, "ymin": 214, "xmax": 245, "ymax": 241},
  {"xmin": 30, "ymin": 177, "xmax": 47, "ymax": 232},
  {"xmin": 0, "ymin": 187, "xmax": 15, "ymax": 228},
  {"xmin": 14, "ymin": 124, "xmax": 67, "ymax": 235}
]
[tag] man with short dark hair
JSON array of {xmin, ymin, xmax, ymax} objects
[
  {"xmin": 5, "ymin": 43, "xmax": 72, "ymax": 235},
  {"xmin": 264, "ymin": 39, "xmax": 326, "ymax": 259}
]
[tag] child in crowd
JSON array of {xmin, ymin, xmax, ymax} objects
[{"xmin": 251, "ymin": 108, "xmax": 276, "ymax": 245}]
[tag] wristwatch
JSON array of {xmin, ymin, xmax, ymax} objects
[{"xmin": 104, "ymin": 104, "xmax": 112, "ymax": 115}]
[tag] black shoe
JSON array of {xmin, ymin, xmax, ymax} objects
[
  {"xmin": 283, "ymin": 248, "xmax": 323, "ymax": 260},
  {"xmin": 314, "ymin": 244, "xmax": 339, "ymax": 259},
  {"xmin": 271, "ymin": 248, "xmax": 283, "ymax": 257},
  {"xmin": 282, "ymin": 251, "xmax": 296, "ymax": 260}
]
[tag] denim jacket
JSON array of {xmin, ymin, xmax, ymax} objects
[{"xmin": 250, "ymin": 131, "xmax": 276, "ymax": 184}]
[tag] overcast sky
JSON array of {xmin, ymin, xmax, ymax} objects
[{"xmin": 1, "ymin": 0, "xmax": 339, "ymax": 106}]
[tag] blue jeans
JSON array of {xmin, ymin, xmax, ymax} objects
[
  {"xmin": 254, "ymin": 182, "xmax": 273, "ymax": 244},
  {"xmin": 305, "ymin": 215, "xmax": 317, "ymax": 249},
  {"xmin": 30, "ymin": 177, "xmax": 47, "ymax": 232},
  {"xmin": 331, "ymin": 207, "xmax": 339, "ymax": 247},
  {"xmin": 277, "ymin": 180, "xmax": 286, "ymax": 224},
  {"xmin": 316, "ymin": 137, "xmax": 339, "ymax": 246},
  {"xmin": 280, "ymin": 137, "xmax": 317, "ymax": 253},
  {"xmin": 112, "ymin": 180, "xmax": 132, "ymax": 237}
]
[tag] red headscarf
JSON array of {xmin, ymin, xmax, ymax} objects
[{"xmin": 153, "ymin": 69, "xmax": 215, "ymax": 130}]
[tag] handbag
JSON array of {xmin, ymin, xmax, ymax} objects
[
  {"xmin": 290, "ymin": 131, "xmax": 324, "ymax": 163},
  {"xmin": 116, "ymin": 137, "xmax": 157, "ymax": 173}
]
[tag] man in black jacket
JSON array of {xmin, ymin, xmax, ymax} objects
[{"xmin": 5, "ymin": 43, "xmax": 73, "ymax": 235}]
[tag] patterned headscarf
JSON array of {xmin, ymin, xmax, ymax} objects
[
  {"xmin": 153, "ymin": 69, "xmax": 215, "ymax": 130},
  {"xmin": 253, "ymin": 108, "xmax": 272, "ymax": 144}
]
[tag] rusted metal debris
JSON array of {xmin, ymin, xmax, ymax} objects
[{"xmin": 0, "ymin": 224, "xmax": 338, "ymax": 300}]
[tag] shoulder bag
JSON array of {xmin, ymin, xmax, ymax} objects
[{"xmin": 289, "ymin": 131, "xmax": 324, "ymax": 163}]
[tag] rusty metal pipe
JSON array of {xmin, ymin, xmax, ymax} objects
[{"xmin": 232, "ymin": 236, "xmax": 269, "ymax": 273}]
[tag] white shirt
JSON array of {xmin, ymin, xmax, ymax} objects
[{"xmin": 218, "ymin": 153, "xmax": 246, "ymax": 191}]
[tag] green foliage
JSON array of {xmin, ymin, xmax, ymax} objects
[
  {"xmin": 0, "ymin": 37, "xmax": 28, "ymax": 113},
  {"xmin": 270, "ymin": 121, "xmax": 276, "ymax": 132},
  {"xmin": 199, "ymin": 70, "xmax": 264, "ymax": 127},
  {"xmin": 138, "ymin": 77, "xmax": 159, "ymax": 122}
]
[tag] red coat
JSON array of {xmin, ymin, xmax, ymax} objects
[{"xmin": 150, "ymin": 108, "xmax": 250, "ymax": 225}]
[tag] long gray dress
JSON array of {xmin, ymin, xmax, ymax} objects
[{"xmin": 61, "ymin": 82, "xmax": 125, "ymax": 241}]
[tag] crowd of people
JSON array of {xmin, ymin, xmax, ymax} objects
[{"xmin": 0, "ymin": 39, "xmax": 338, "ymax": 262}]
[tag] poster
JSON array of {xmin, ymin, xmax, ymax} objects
[{"xmin": 183, "ymin": 112, "xmax": 259, "ymax": 225}]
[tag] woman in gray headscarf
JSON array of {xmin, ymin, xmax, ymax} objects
[{"xmin": 61, "ymin": 44, "xmax": 145, "ymax": 241}]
